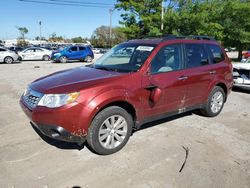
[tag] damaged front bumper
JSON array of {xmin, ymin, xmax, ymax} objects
[{"xmin": 233, "ymin": 63, "xmax": 250, "ymax": 89}]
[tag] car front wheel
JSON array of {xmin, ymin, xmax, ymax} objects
[
  {"xmin": 43, "ymin": 55, "xmax": 50, "ymax": 61},
  {"xmin": 59, "ymin": 56, "xmax": 67, "ymax": 63},
  {"xmin": 4, "ymin": 56, "xmax": 14, "ymax": 64},
  {"xmin": 84, "ymin": 55, "xmax": 93, "ymax": 62},
  {"xmin": 87, "ymin": 106, "xmax": 133, "ymax": 155},
  {"xmin": 200, "ymin": 86, "xmax": 225, "ymax": 117}
]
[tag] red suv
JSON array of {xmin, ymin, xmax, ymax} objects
[{"xmin": 20, "ymin": 36, "xmax": 233, "ymax": 155}]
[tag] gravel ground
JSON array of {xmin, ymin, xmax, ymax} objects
[{"xmin": 0, "ymin": 58, "xmax": 250, "ymax": 188}]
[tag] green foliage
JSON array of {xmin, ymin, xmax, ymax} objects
[
  {"xmin": 115, "ymin": 0, "xmax": 163, "ymax": 39},
  {"xmin": 16, "ymin": 26, "xmax": 28, "ymax": 39},
  {"xmin": 91, "ymin": 25, "xmax": 127, "ymax": 48},
  {"xmin": 71, "ymin": 36, "xmax": 85, "ymax": 43},
  {"xmin": 17, "ymin": 39, "xmax": 29, "ymax": 47},
  {"xmin": 116, "ymin": 0, "xmax": 249, "ymax": 59},
  {"xmin": 48, "ymin": 33, "xmax": 64, "ymax": 42}
]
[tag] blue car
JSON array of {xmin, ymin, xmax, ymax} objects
[{"xmin": 51, "ymin": 45, "xmax": 94, "ymax": 63}]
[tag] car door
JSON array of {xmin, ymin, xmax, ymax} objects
[
  {"xmin": 182, "ymin": 43, "xmax": 215, "ymax": 107},
  {"xmin": 142, "ymin": 43, "xmax": 188, "ymax": 118},
  {"xmin": 21, "ymin": 49, "xmax": 35, "ymax": 60},
  {"xmin": 78, "ymin": 46, "xmax": 87, "ymax": 59},
  {"xmin": 68, "ymin": 46, "xmax": 78, "ymax": 60},
  {"xmin": 34, "ymin": 48, "xmax": 44, "ymax": 60}
]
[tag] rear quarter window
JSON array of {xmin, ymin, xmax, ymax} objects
[{"xmin": 207, "ymin": 44, "xmax": 225, "ymax": 63}]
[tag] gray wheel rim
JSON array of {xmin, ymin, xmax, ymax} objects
[
  {"xmin": 44, "ymin": 56, "xmax": 49, "ymax": 61},
  {"xmin": 98, "ymin": 115, "xmax": 128, "ymax": 149},
  {"xmin": 60, "ymin": 56, "xmax": 66, "ymax": 63},
  {"xmin": 86, "ymin": 56, "xmax": 92, "ymax": 62},
  {"xmin": 5, "ymin": 57, "xmax": 13, "ymax": 64},
  {"xmin": 210, "ymin": 91, "xmax": 223, "ymax": 113}
]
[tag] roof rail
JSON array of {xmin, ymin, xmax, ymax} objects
[{"xmin": 162, "ymin": 35, "xmax": 216, "ymax": 41}]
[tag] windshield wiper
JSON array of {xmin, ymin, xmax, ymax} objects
[{"xmin": 94, "ymin": 66, "xmax": 117, "ymax": 72}]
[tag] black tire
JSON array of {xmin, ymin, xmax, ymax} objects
[
  {"xmin": 87, "ymin": 106, "xmax": 133, "ymax": 155},
  {"xmin": 59, "ymin": 56, "xmax": 67, "ymax": 63},
  {"xmin": 4, "ymin": 56, "xmax": 14, "ymax": 64},
  {"xmin": 84, "ymin": 55, "xmax": 93, "ymax": 62},
  {"xmin": 43, "ymin": 55, "xmax": 50, "ymax": 61},
  {"xmin": 200, "ymin": 86, "xmax": 225, "ymax": 117}
]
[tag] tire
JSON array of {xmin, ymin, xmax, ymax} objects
[
  {"xmin": 87, "ymin": 106, "xmax": 133, "ymax": 155},
  {"xmin": 84, "ymin": 55, "xmax": 93, "ymax": 62},
  {"xmin": 59, "ymin": 56, "xmax": 67, "ymax": 63},
  {"xmin": 200, "ymin": 86, "xmax": 225, "ymax": 117},
  {"xmin": 43, "ymin": 55, "xmax": 50, "ymax": 61},
  {"xmin": 4, "ymin": 56, "xmax": 14, "ymax": 64}
]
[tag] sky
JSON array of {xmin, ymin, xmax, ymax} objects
[{"xmin": 0, "ymin": 0, "xmax": 122, "ymax": 40}]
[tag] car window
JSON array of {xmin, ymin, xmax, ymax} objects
[
  {"xmin": 207, "ymin": 44, "xmax": 225, "ymax": 63},
  {"xmin": 25, "ymin": 49, "xmax": 34, "ymax": 53},
  {"xmin": 70, "ymin": 47, "xmax": 78, "ymax": 51},
  {"xmin": 79, "ymin": 46, "xmax": 86, "ymax": 51},
  {"xmin": 151, "ymin": 44, "xmax": 182, "ymax": 74},
  {"xmin": 0, "ymin": 48, "xmax": 6, "ymax": 52},
  {"xmin": 185, "ymin": 43, "xmax": 209, "ymax": 68},
  {"xmin": 35, "ymin": 49, "xmax": 43, "ymax": 52}
]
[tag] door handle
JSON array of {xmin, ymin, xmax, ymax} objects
[
  {"xmin": 209, "ymin": 70, "xmax": 216, "ymax": 75},
  {"xmin": 178, "ymin": 76, "xmax": 188, "ymax": 80}
]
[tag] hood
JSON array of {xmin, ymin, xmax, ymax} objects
[
  {"xmin": 233, "ymin": 63, "xmax": 250, "ymax": 70},
  {"xmin": 30, "ymin": 66, "xmax": 125, "ymax": 93}
]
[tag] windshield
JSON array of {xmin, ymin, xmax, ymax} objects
[{"xmin": 94, "ymin": 43, "xmax": 155, "ymax": 72}]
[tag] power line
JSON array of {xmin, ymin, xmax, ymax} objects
[
  {"xmin": 49, "ymin": 0, "xmax": 113, "ymax": 6},
  {"xmin": 19, "ymin": 0, "xmax": 114, "ymax": 8}
]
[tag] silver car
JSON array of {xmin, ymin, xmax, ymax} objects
[
  {"xmin": 0, "ymin": 47, "xmax": 20, "ymax": 64},
  {"xmin": 19, "ymin": 47, "xmax": 52, "ymax": 61}
]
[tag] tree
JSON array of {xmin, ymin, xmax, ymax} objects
[
  {"xmin": 17, "ymin": 39, "xmax": 29, "ymax": 47},
  {"xmin": 48, "ymin": 33, "xmax": 64, "ymax": 42},
  {"xmin": 71, "ymin": 36, "xmax": 85, "ymax": 43},
  {"xmin": 16, "ymin": 26, "xmax": 28, "ymax": 39},
  {"xmin": 91, "ymin": 26, "xmax": 127, "ymax": 48},
  {"xmin": 163, "ymin": 0, "xmax": 250, "ymax": 60},
  {"xmin": 115, "ymin": 0, "xmax": 162, "ymax": 39}
]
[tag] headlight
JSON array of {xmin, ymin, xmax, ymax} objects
[
  {"xmin": 53, "ymin": 53, "xmax": 60, "ymax": 56},
  {"xmin": 38, "ymin": 92, "xmax": 80, "ymax": 108}
]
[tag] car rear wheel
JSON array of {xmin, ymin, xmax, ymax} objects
[
  {"xmin": 200, "ymin": 86, "xmax": 225, "ymax": 117},
  {"xmin": 84, "ymin": 55, "xmax": 93, "ymax": 62},
  {"xmin": 43, "ymin": 55, "xmax": 50, "ymax": 61},
  {"xmin": 87, "ymin": 106, "xmax": 133, "ymax": 155},
  {"xmin": 59, "ymin": 56, "xmax": 67, "ymax": 63},
  {"xmin": 4, "ymin": 56, "xmax": 14, "ymax": 64}
]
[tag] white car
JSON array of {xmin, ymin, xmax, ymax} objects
[
  {"xmin": 19, "ymin": 47, "xmax": 52, "ymax": 61},
  {"xmin": 233, "ymin": 60, "xmax": 250, "ymax": 90},
  {"xmin": 0, "ymin": 47, "xmax": 20, "ymax": 64}
]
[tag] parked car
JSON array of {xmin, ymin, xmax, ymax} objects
[
  {"xmin": 0, "ymin": 47, "xmax": 20, "ymax": 64},
  {"xmin": 92, "ymin": 48, "xmax": 101, "ymax": 54},
  {"xmin": 242, "ymin": 50, "xmax": 250, "ymax": 59},
  {"xmin": 20, "ymin": 35, "xmax": 233, "ymax": 155},
  {"xmin": 233, "ymin": 59, "xmax": 250, "ymax": 90},
  {"xmin": 51, "ymin": 45, "xmax": 94, "ymax": 63},
  {"xmin": 18, "ymin": 47, "xmax": 52, "ymax": 61}
]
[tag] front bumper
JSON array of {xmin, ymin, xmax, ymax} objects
[
  {"xmin": 31, "ymin": 122, "xmax": 85, "ymax": 144},
  {"xmin": 20, "ymin": 97, "xmax": 87, "ymax": 144}
]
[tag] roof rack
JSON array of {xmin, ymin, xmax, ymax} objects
[{"xmin": 162, "ymin": 35, "xmax": 216, "ymax": 41}]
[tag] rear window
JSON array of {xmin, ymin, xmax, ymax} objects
[
  {"xmin": 207, "ymin": 44, "xmax": 225, "ymax": 63},
  {"xmin": 0, "ymin": 48, "xmax": 6, "ymax": 52},
  {"xmin": 79, "ymin": 46, "xmax": 86, "ymax": 51}
]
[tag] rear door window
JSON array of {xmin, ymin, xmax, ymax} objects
[
  {"xmin": 185, "ymin": 43, "xmax": 209, "ymax": 68},
  {"xmin": 0, "ymin": 48, "xmax": 6, "ymax": 52},
  {"xmin": 79, "ymin": 46, "xmax": 86, "ymax": 51},
  {"xmin": 207, "ymin": 44, "xmax": 225, "ymax": 63}
]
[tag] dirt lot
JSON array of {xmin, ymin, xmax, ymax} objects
[{"xmin": 0, "ymin": 59, "xmax": 250, "ymax": 188}]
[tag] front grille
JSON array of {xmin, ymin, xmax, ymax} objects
[{"xmin": 23, "ymin": 88, "xmax": 43, "ymax": 109}]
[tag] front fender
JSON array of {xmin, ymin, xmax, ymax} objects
[{"xmin": 78, "ymin": 88, "xmax": 141, "ymax": 131}]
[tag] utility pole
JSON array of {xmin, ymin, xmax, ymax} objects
[
  {"xmin": 161, "ymin": 1, "xmax": 164, "ymax": 31},
  {"xmin": 39, "ymin": 21, "xmax": 42, "ymax": 46},
  {"xmin": 109, "ymin": 9, "xmax": 114, "ymax": 48}
]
